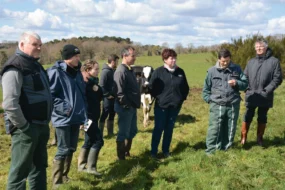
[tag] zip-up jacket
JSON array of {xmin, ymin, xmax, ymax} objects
[
  {"xmin": 149, "ymin": 66, "xmax": 189, "ymax": 108},
  {"xmin": 114, "ymin": 63, "xmax": 141, "ymax": 108},
  {"xmin": 47, "ymin": 61, "xmax": 87, "ymax": 127},
  {"xmin": 244, "ymin": 48, "xmax": 283, "ymax": 108},
  {"xmin": 202, "ymin": 62, "xmax": 248, "ymax": 105},
  {"xmin": 1, "ymin": 48, "xmax": 52, "ymax": 133},
  {"xmin": 85, "ymin": 77, "xmax": 103, "ymax": 122},
  {"xmin": 99, "ymin": 63, "xmax": 115, "ymax": 97}
]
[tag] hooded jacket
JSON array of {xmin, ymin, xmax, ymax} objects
[
  {"xmin": 47, "ymin": 61, "xmax": 87, "ymax": 127},
  {"xmin": 244, "ymin": 48, "xmax": 283, "ymax": 108},
  {"xmin": 203, "ymin": 61, "xmax": 248, "ymax": 105},
  {"xmin": 99, "ymin": 63, "xmax": 115, "ymax": 97}
]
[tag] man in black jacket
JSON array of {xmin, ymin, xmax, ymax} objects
[
  {"xmin": 114, "ymin": 46, "xmax": 140, "ymax": 160},
  {"xmin": 99, "ymin": 54, "xmax": 119, "ymax": 137},
  {"xmin": 1, "ymin": 31, "xmax": 52, "ymax": 190},
  {"xmin": 241, "ymin": 38, "xmax": 282, "ymax": 146}
]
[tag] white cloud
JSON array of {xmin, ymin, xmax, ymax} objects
[
  {"xmin": 4, "ymin": 9, "xmax": 64, "ymax": 29},
  {"xmin": 1, "ymin": 0, "xmax": 285, "ymax": 47},
  {"xmin": 0, "ymin": 25, "xmax": 22, "ymax": 41},
  {"xmin": 45, "ymin": 0, "xmax": 101, "ymax": 16},
  {"xmin": 218, "ymin": 0, "xmax": 269, "ymax": 23},
  {"xmin": 267, "ymin": 16, "xmax": 285, "ymax": 33}
]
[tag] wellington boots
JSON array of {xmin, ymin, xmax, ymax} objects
[
  {"xmin": 78, "ymin": 148, "xmax": 89, "ymax": 172},
  {"xmin": 107, "ymin": 120, "xmax": 114, "ymax": 136},
  {"xmin": 99, "ymin": 122, "xmax": 105, "ymax": 137},
  {"xmin": 116, "ymin": 141, "xmax": 126, "ymax": 160},
  {"xmin": 257, "ymin": 123, "xmax": 266, "ymax": 146},
  {"xmin": 240, "ymin": 122, "xmax": 251, "ymax": 145},
  {"xmin": 125, "ymin": 138, "xmax": 133, "ymax": 157},
  {"xmin": 86, "ymin": 148, "xmax": 102, "ymax": 176},
  {"xmin": 52, "ymin": 159, "xmax": 64, "ymax": 189},
  {"xmin": 62, "ymin": 155, "xmax": 73, "ymax": 183}
]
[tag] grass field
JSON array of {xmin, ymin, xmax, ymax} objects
[{"xmin": 1, "ymin": 53, "xmax": 285, "ymax": 189}]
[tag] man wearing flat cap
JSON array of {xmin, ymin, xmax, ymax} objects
[{"xmin": 47, "ymin": 44, "xmax": 87, "ymax": 188}]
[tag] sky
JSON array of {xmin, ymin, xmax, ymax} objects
[{"xmin": 1, "ymin": 0, "xmax": 285, "ymax": 47}]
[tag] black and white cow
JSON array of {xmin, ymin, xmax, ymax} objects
[{"xmin": 132, "ymin": 65, "xmax": 154, "ymax": 127}]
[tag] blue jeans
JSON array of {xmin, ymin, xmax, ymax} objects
[
  {"xmin": 7, "ymin": 123, "xmax": 50, "ymax": 190},
  {"xmin": 82, "ymin": 121, "xmax": 104, "ymax": 150},
  {"xmin": 114, "ymin": 102, "xmax": 138, "ymax": 142},
  {"xmin": 151, "ymin": 106, "xmax": 181, "ymax": 156},
  {"xmin": 54, "ymin": 125, "xmax": 80, "ymax": 160}
]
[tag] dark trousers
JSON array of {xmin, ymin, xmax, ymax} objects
[
  {"xmin": 82, "ymin": 121, "xmax": 104, "ymax": 150},
  {"xmin": 99, "ymin": 98, "xmax": 115, "ymax": 122},
  {"xmin": 243, "ymin": 106, "xmax": 269, "ymax": 123},
  {"xmin": 7, "ymin": 123, "xmax": 50, "ymax": 190},
  {"xmin": 54, "ymin": 125, "xmax": 80, "ymax": 160},
  {"xmin": 151, "ymin": 106, "xmax": 181, "ymax": 156},
  {"xmin": 114, "ymin": 102, "xmax": 137, "ymax": 142}
]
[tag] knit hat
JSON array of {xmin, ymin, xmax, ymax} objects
[{"xmin": 61, "ymin": 44, "xmax": 80, "ymax": 60}]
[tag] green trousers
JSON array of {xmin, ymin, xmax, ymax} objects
[
  {"xmin": 7, "ymin": 123, "xmax": 50, "ymax": 190},
  {"xmin": 206, "ymin": 102, "xmax": 240, "ymax": 154}
]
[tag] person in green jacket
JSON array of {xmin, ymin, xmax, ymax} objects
[{"xmin": 202, "ymin": 49, "xmax": 248, "ymax": 154}]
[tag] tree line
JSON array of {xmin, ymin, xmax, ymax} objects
[{"xmin": 0, "ymin": 35, "xmax": 218, "ymax": 67}]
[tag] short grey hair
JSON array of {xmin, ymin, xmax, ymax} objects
[
  {"xmin": 18, "ymin": 31, "xmax": 41, "ymax": 46},
  {"xmin": 255, "ymin": 38, "xmax": 268, "ymax": 48},
  {"xmin": 121, "ymin": 46, "xmax": 135, "ymax": 58}
]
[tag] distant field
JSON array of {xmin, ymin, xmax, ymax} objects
[
  {"xmin": 2, "ymin": 53, "xmax": 285, "ymax": 189},
  {"xmin": 44, "ymin": 53, "xmax": 213, "ymax": 87}
]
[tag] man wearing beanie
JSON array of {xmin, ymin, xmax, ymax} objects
[{"xmin": 47, "ymin": 44, "xmax": 87, "ymax": 188}]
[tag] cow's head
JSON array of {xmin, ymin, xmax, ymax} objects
[{"xmin": 142, "ymin": 66, "xmax": 154, "ymax": 80}]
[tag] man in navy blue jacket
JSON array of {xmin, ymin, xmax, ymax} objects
[{"xmin": 48, "ymin": 44, "xmax": 87, "ymax": 188}]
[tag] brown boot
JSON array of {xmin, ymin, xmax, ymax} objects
[
  {"xmin": 257, "ymin": 123, "xmax": 266, "ymax": 146},
  {"xmin": 62, "ymin": 155, "xmax": 73, "ymax": 183},
  {"xmin": 125, "ymin": 138, "xmax": 132, "ymax": 157},
  {"xmin": 116, "ymin": 141, "xmax": 125, "ymax": 160},
  {"xmin": 107, "ymin": 120, "xmax": 114, "ymax": 136},
  {"xmin": 240, "ymin": 122, "xmax": 251, "ymax": 145}
]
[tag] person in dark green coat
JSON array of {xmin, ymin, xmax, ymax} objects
[{"xmin": 202, "ymin": 49, "xmax": 248, "ymax": 154}]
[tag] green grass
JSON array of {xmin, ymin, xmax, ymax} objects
[{"xmin": 1, "ymin": 53, "xmax": 285, "ymax": 189}]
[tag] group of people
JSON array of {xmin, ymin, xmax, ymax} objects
[
  {"xmin": 1, "ymin": 31, "xmax": 282, "ymax": 190},
  {"xmin": 1, "ymin": 31, "xmax": 189, "ymax": 190},
  {"xmin": 202, "ymin": 39, "xmax": 283, "ymax": 154}
]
